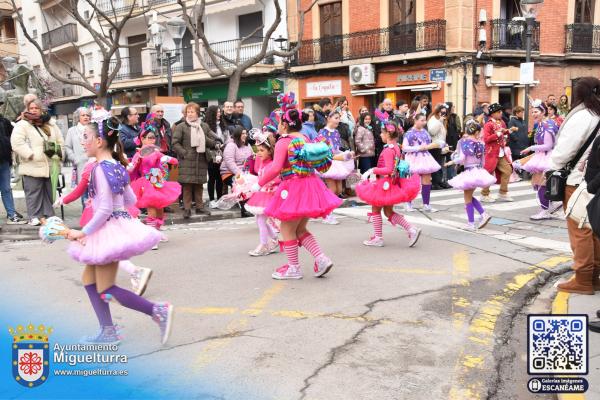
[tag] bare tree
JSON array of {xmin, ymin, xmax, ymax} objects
[
  {"xmin": 178, "ymin": 0, "xmax": 317, "ymax": 101},
  {"xmin": 10, "ymin": 0, "xmax": 149, "ymax": 106}
]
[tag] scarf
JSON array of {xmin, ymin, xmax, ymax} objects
[
  {"xmin": 23, "ymin": 112, "xmax": 52, "ymax": 136},
  {"xmin": 187, "ymin": 117, "xmax": 205, "ymax": 153}
]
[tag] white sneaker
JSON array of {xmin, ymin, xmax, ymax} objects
[
  {"xmin": 498, "ymin": 194, "xmax": 514, "ymax": 202},
  {"xmin": 477, "ymin": 212, "xmax": 492, "ymax": 229},
  {"xmin": 131, "ymin": 267, "xmax": 153, "ymax": 296},
  {"xmin": 404, "ymin": 203, "xmax": 416, "ymax": 212},
  {"xmin": 160, "ymin": 234, "xmax": 169, "ymax": 243},
  {"xmin": 422, "ymin": 204, "xmax": 438, "ymax": 213},
  {"xmin": 248, "ymin": 244, "xmax": 270, "ymax": 256},
  {"xmin": 29, "ymin": 217, "xmax": 41, "ymax": 226},
  {"xmin": 322, "ymin": 214, "xmax": 340, "ymax": 225},
  {"xmin": 530, "ymin": 209, "xmax": 553, "ymax": 220},
  {"xmin": 548, "ymin": 202, "xmax": 563, "ymax": 214},
  {"xmin": 363, "ymin": 236, "xmax": 384, "ymax": 247},
  {"xmin": 480, "ymin": 195, "xmax": 496, "ymax": 203},
  {"xmin": 464, "ymin": 222, "xmax": 477, "ymax": 231},
  {"xmin": 209, "ymin": 200, "xmax": 219, "ymax": 209},
  {"xmin": 314, "ymin": 254, "xmax": 333, "ymax": 277},
  {"xmin": 408, "ymin": 228, "xmax": 421, "ymax": 247},
  {"xmin": 152, "ymin": 244, "xmax": 159, "ymax": 250},
  {"xmin": 266, "ymin": 239, "xmax": 279, "ymax": 254},
  {"xmin": 272, "ymin": 264, "xmax": 303, "ymax": 280}
]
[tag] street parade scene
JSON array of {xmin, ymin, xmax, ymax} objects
[{"xmin": 1, "ymin": 0, "xmax": 600, "ymax": 399}]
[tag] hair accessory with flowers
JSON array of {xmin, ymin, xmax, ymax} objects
[
  {"xmin": 249, "ymin": 128, "xmax": 272, "ymax": 147},
  {"xmin": 136, "ymin": 112, "xmax": 160, "ymax": 145},
  {"xmin": 277, "ymin": 92, "xmax": 301, "ymax": 127},
  {"xmin": 384, "ymin": 124, "xmax": 396, "ymax": 133},
  {"xmin": 262, "ymin": 110, "xmax": 281, "ymax": 133},
  {"xmin": 531, "ymin": 98, "xmax": 547, "ymax": 115},
  {"xmin": 91, "ymin": 108, "xmax": 114, "ymax": 139}
]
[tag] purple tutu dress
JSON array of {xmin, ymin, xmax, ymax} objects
[
  {"xmin": 402, "ymin": 128, "xmax": 442, "ymax": 175},
  {"xmin": 317, "ymin": 127, "xmax": 354, "ymax": 179},
  {"xmin": 68, "ymin": 161, "xmax": 162, "ymax": 265},
  {"xmin": 520, "ymin": 119, "xmax": 557, "ymax": 174},
  {"xmin": 448, "ymin": 138, "xmax": 497, "ymax": 190}
]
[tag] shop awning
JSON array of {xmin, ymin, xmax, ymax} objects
[
  {"xmin": 110, "ymin": 104, "xmax": 147, "ymax": 116},
  {"xmin": 351, "ymin": 83, "xmax": 440, "ymax": 96},
  {"xmin": 206, "ymin": 0, "xmax": 257, "ymax": 14},
  {"xmin": 487, "ymin": 80, "xmax": 539, "ymax": 87}
]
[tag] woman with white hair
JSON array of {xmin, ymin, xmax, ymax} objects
[{"xmin": 65, "ymin": 107, "xmax": 91, "ymax": 208}]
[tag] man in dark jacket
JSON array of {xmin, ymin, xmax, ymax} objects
[
  {"xmin": 0, "ymin": 109, "xmax": 25, "ymax": 224},
  {"xmin": 222, "ymin": 101, "xmax": 242, "ymax": 134},
  {"xmin": 313, "ymin": 98, "xmax": 332, "ymax": 131},
  {"xmin": 507, "ymin": 106, "xmax": 530, "ymax": 164}
]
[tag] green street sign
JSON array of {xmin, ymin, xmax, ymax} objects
[{"xmin": 183, "ymin": 79, "xmax": 284, "ymax": 102}]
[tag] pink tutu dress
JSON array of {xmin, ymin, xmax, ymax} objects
[
  {"xmin": 519, "ymin": 119, "xmax": 557, "ymax": 174},
  {"xmin": 317, "ymin": 127, "xmax": 354, "ymax": 179},
  {"xmin": 261, "ymin": 133, "xmax": 342, "ymax": 221},
  {"xmin": 356, "ymin": 143, "xmax": 421, "ymax": 207},
  {"xmin": 402, "ymin": 128, "xmax": 442, "ymax": 175},
  {"xmin": 129, "ymin": 146, "xmax": 181, "ymax": 209},
  {"xmin": 62, "ymin": 160, "xmax": 140, "ymax": 227},
  {"xmin": 246, "ymin": 158, "xmax": 280, "ymax": 215},
  {"xmin": 448, "ymin": 138, "xmax": 497, "ymax": 190},
  {"xmin": 68, "ymin": 161, "xmax": 162, "ymax": 265}
]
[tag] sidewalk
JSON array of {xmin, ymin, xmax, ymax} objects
[{"xmin": 552, "ymin": 285, "xmax": 600, "ymax": 400}]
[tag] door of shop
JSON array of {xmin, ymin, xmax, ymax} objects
[
  {"xmin": 389, "ymin": 0, "xmax": 416, "ymax": 54},
  {"xmin": 319, "ymin": 2, "xmax": 343, "ymax": 63}
]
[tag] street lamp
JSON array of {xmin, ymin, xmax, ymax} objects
[
  {"xmin": 521, "ymin": 0, "xmax": 544, "ymax": 131},
  {"xmin": 149, "ymin": 15, "xmax": 187, "ymax": 97}
]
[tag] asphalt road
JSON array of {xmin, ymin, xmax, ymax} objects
[{"xmin": 1, "ymin": 181, "xmax": 574, "ymax": 399}]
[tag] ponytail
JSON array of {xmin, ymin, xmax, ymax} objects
[{"xmin": 112, "ymin": 140, "xmax": 129, "ymax": 167}]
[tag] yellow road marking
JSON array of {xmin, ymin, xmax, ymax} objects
[
  {"xmin": 452, "ymin": 250, "xmax": 471, "ymax": 332},
  {"xmin": 552, "ymin": 291, "xmax": 587, "ymax": 400},
  {"xmin": 449, "ymin": 255, "xmax": 570, "ymax": 400},
  {"xmin": 194, "ymin": 282, "xmax": 285, "ymax": 369}
]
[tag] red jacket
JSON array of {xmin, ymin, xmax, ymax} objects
[{"xmin": 483, "ymin": 118, "xmax": 512, "ymax": 176}]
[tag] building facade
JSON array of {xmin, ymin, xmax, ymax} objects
[
  {"xmin": 15, "ymin": 0, "xmax": 289, "ymax": 129},
  {"xmin": 288, "ymin": 0, "xmax": 600, "ymax": 119}
]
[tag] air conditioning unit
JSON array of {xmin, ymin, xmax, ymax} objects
[{"xmin": 349, "ymin": 64, "xmax": 376, "ymax": 85}]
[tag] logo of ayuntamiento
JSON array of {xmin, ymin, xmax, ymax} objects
[{"xmin": 9, "ymin": 323, "xmax": 52, "ymax": 388}]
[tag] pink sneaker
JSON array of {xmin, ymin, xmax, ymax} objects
[
  {"xmin": 408, "ymin": 228, "xmax": 421, "ymax": 247},
  {"xmin": 272, "ymin": 264, "xmax": 303, "ymax": 280},
  {"xmin": 363, "ymin": 236, "xmax": 384, "ymax": 247},
  {"xmin": 314, "ymin": 254, "xmax": 333, "ymax": 277}
]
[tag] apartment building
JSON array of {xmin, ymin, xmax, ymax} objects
[
  {"xmin": 288, "ymin": 0, "xmax": 600, "ymax": 117},
  {"xmin": 16, "ymin": 0, "xmax": 288, "ymax": 127}
]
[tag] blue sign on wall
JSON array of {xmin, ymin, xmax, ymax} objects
[{"xmin": 429, "ymin": 69, "xmax": 446, "ymax": 82}]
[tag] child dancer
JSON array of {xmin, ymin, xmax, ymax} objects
[
  {"xmin": 318, "ymin": 111, "xmax": 355, "ymax": 224},
  {"xmin": 129, "ymin": 116, "xmax": 181, "ymax": 248},
  {"xmin": 257, "ymin": 93, "xmax": 342, "ymax": 280},
  {"xmin": 55, "ymin": 159, "xmax": 153, "ymax": 296},
  {"xmin": 402, "ymin": 114, "xmax": 443, "ymax": 212},
  {"xmin": 66, "ymin": 112, "xmax": 173, "ymax": 345},
  {"xmin": 445, "ymin": 121, "xmax": 494, "ymax": 230},
  {"xmin": 356, "ymin": 122, "xmax": 422, "ymax": 247},
  {"xmin": 246, "ymin": 130, "xmax": 280, "ymax": 256},
  {"xmin": 518, "ymin": 101, "xmax": 561, "ymax": 220}
]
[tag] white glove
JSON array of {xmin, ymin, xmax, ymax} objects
[
  {"xmin": 361, "ymin": 168, "xmax": 374, "ymax": 181},
  {"xmin": 53, "ymin": 197, "xmax": 63, "ymax": 208},
  {"xmin": 250, "ymin": 183, "xmax": 261, "ymax": 193}
]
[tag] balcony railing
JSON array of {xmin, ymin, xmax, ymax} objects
[
  {"xmin": 42, "ymin": 23, "xmax": 78, "ymax": 51},
  {"xmin": 490, "ymin": 19, "xmax": 540, "ymax": 51},
  {"xmin": 108, "ymin": 56, "xmax": 143, "ymax": 81},
  {"xmin": 292, "ymin": 19, "xmax": 445, "ymax": 66},
  {"xmin": 150, "ymin": 47, "xmax": 195, "ymax": 75},
  {"xmin": 566, "ymin": 23, "xmax": 600, "ymax": 54},
  {"xmin": 203, "ymin": 38, "xmax": 276, "ymax": 69},
  {"xmin": 97, "ymin": 0, "xmax": 136, "ymax": 14}
]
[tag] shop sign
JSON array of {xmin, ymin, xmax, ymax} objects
[
  {"xmin": 183, "ymin": 79, "xmax": 284, "ymax": 102},
  {"xmin": 429, "ymin": 69, "xmax": 446, "ymax": 82},
  {"xmin": 520, "ymin": 62, "xmax": 535, "ymax": 85},
  {"xmin": 306, "ymin": 80, "xmax": 342, "ymax": 98},
  {"xmin": 397, "ymin": 73, "xmax": 427, "ymax": 83}
]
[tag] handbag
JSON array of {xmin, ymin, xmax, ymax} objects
[
  {"xmin": 545, "ymin": 120, "xmax": 600, "ymax": 201},
  {"xmin": 33, "ymin": 126, "xmax": 60, "ymax": 158},
  {"xmin": 565, "ymin": 181, "xmax": 592, "ymax": 229},
  {"xmin": 586, "ymin": 192, "xmax": 600, "ymax": 237}
]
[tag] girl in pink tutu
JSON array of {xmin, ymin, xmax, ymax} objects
[
  {"xmin": 518, "ymin": 101, "xmax": 560, "ymax": 220},
  {"xmin": 258, "ymin": 93, "xmax": 342, "ymax": 280},
  {"xmin": 356, "ymin": 122, "xmax": 422, "ymax": 247},
  {"xmin": 66, "ymin": 112, "xmax": 173, "ymax": 345},
  {"xmin": 402, "ymin": 114, "xmax": 443, "ymax": 212},
  {"xmin": 55, "ymin": 158, "xmax": 152, "ymax": 296},
  {"xmin": 246, "ymin": 130, "xmax": 280, "ymax": 256},
  {"xmin": 445, "ymin": 120, "xmax": 494, "ymax": 230},
  {"xmin": 318, "ymin": 111, "xmax": 355, "ymax": 224},
  {"xmin": 129, "ymin": 116, "xmax": 181, "ymax": 247}
]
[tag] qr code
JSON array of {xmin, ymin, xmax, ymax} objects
[{"xmin": 528, "ymin": 315, "xmax": 588, "ymax": 375}]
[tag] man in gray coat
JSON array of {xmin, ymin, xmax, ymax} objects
[{"xmin": 64, "ymin": 107, "xmax": 91, "ymax": 208}]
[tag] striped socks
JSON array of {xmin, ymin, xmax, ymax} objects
[
  {"xmin": 281, "ymin": 239, "xmax": 299, "ymax": 266},
  {"xmin": 368, "ymin": 212, "xmax": 383, "ymax": 238},
  {"xmin": 298, "ymin": 232, "xmax": 323, "ymax": 259},
  {"xmin": 388, "ymin": 212, "xmax": 412, "ymax": 232}
]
